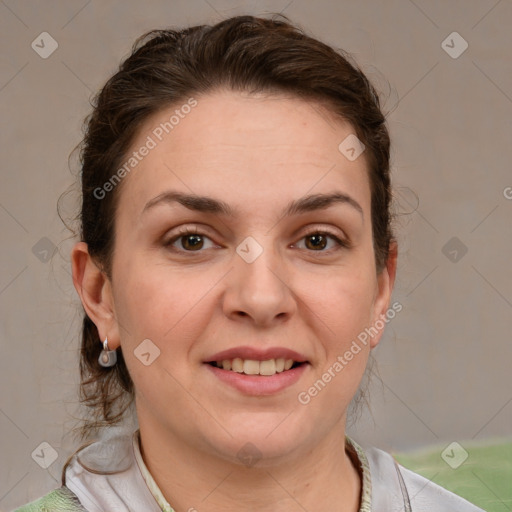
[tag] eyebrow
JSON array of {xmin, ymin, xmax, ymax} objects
[{"xmin": 141, "ymin": 190, "xmax": 364, "ymax": 220}]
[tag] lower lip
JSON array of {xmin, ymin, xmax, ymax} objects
[{"xmin": 205, "ymin": 363, "xmax": 309, "ymax": 396}]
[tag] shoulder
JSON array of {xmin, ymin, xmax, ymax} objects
[
  {"xmin": 61, "ymin": 427, "xmax": 162, "ymax": 511},
  {"xmin": 364, "ymin": 444, "xmax": 485, "ymax": 511},
  {"xmin": 12, "ymin": 486, "xmax": 87, "ymax": 512}
]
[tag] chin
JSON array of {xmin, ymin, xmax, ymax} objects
[{"xmin": 203, "ymin": 410, "xmax": 316, "ymax": 467}]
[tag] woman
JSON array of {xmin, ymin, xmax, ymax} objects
[{"xmin": 14, "ymin": 14, "xmax": 484, "ymax": 512}]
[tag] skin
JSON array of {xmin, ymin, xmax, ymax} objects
[{"xmin": 72, "ymin": 89, "xmax": 397, "ymax": 512}]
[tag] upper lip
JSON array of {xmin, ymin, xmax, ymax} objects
[{"xmin": 205, "ymin": 346, "xmax": 308, "ymax": 363}]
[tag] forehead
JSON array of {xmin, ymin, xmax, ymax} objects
[{"xmin": 117, "ymin": 90, "xmax": 371, "ymax": 220}]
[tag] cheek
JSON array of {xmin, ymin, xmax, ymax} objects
[
  {"xmin": 112, "ymin": 269, "xmax": 206, "ymax": 402},
  {"xmin": 304, "ymin": 276, "xmax": 374, "ymax": 399},
  {"xmin": 319, "ymin": 267, "xmax": 376, "ymax": 337},
  {"xmin": 306, "ymin": 267, "xmax": 376, "ymax": 396},
  {"xmin": 112, "ymin": 258, "xmax": 216, "ymax": 358}
]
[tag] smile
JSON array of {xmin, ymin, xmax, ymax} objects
[
  {"xmin": 204, "ymin": 346, "xmax": 310, "ymax": 395},
  {"xmin": 208, "ymin": 358, "xmax": 302, "ymax": 376}
]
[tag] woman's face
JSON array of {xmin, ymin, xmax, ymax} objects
[{"xmin": 102, "ymin": 89, "xmax": 395, "ymax": 463}]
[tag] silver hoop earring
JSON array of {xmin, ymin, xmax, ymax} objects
[{"xmin": 98, "ymin": 337, "xmax": 117, "ymax": 367}]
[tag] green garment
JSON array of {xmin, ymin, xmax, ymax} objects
[{"xmin": 13, "ymin": 486, "xmax": 86, "ymax": 512}]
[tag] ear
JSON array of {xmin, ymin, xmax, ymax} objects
[
  {"xmin": 369, "ymin": 240, "xmax": 398, "ymax": 349},
  {"xmin": 71, "ymin": 242, "xmax": 120, "ymax": 350}
]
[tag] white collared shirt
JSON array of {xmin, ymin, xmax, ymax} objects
[{"xmin": 60, "ymin": 426, "xmax": 484, "ymax": 512}]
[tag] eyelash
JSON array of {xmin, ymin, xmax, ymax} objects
[{"xmin": 163, "ymin": 226, "xmax": 350, "ymax": 255}]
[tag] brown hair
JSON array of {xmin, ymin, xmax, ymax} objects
[{"xmin": 69, "ymin": 13, "xmax": 394, "ymax": 441}]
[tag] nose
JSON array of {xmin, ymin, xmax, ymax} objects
[{"xmin": 222, "ymin": 236, "xmax": 297, "ymax": 327}]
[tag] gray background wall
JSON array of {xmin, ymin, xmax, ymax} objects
[{"xmin": 1, "ymin": 0, "xmax": 511, "ymax": 509}]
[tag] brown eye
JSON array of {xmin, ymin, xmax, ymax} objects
[
  {"xmin": 296, "ymin": 230, "xmax": 348, "ymax": 253},
  {"xmin": 305, "ymin": 233, "xmax": 328, "ymax": 250},
  {"xmin": 180, "ymin": 234, "xmax": 204, "ymax": 251},
  {"xmin": 164, "ymin": 228, "xmax": 215, "ymax": 252}
]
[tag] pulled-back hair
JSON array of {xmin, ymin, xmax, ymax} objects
[{"xmin": 70, "ymin": 14, "xmax": 393, "ymax": 441}]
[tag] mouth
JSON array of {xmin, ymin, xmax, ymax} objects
[
  {"xmin": 203, "ymin": 346, "xmax": 310, "ymax": 395},
  {"xmin": 206, "ymin": 358, "xmax": 306, "ymax": 377}
]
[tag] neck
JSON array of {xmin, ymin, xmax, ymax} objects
[{"xmin": 137, "ymin": 420, "xmax": 361, "ymax": 512}]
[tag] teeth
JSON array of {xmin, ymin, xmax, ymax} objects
[
  {"xmin": 213, "ymin": 358, "xmax": 298, "ymax": 376},
  {"xmin": 232, "ymin": 358, "xmax": 244, "ymax": 373},
  {"xmin": 243, "ymin": 359, "xmax": 260, "ymax": 375},
  {"xmin": 259, "ymin": 359, "xmax": 276, "ymax": 376}
]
